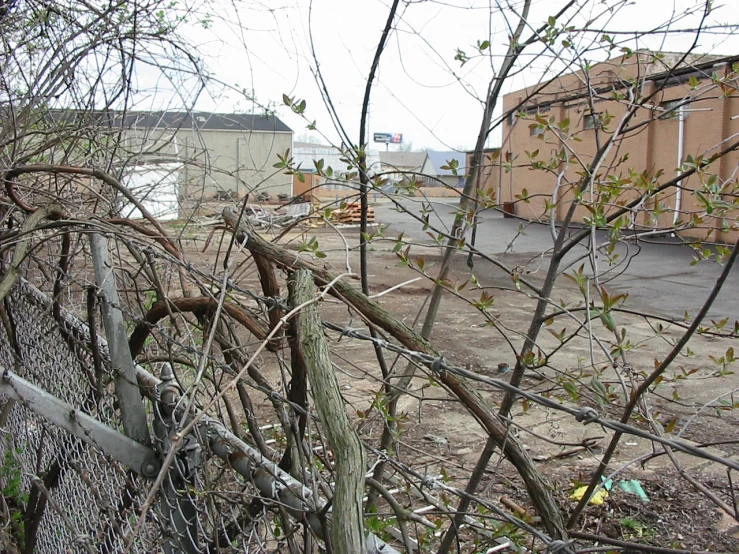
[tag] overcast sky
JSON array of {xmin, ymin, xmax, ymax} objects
[{"xmin": 151, "ymin": 0, "xmax": 739, "ymax": 152}]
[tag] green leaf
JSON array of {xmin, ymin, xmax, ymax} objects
[
  {"xmin": 563, "ymin": 381, "xmax": 579, "ymax": 400},
  {"xmin": 591, "ymin": 375, "xmax": 608, "ymax": 398},
  {"xmin": 600, "ymin": 311, "xmax": 616, "ymax": 332}
]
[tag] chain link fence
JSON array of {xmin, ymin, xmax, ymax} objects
[
  {"xmin": 0, "ymin": 279, "xmax": 273, "ymax": 553},
  {"xmin": 0, "ymin": 280, "xmax": 167, "ymax": 552}
]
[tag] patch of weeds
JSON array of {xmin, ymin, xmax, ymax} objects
[
  {"xmin": 619, "ymin": 516, "xmax": 655, "ymax": 539},
  {"xmin": 1, "ymin": 445, "xmax": 28, "ymax": 549}
]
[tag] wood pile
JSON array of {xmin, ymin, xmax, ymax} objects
[{"xmin": 332, "ymin": 202, "xmax": 375, "ymax": 224}]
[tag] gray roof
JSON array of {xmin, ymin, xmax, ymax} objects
[
  {"xmin": 49, "ymin": 110, "xmax": 292, "ymax": 133},
  {"xmin": 425, "ymin": 150, "xmax": 466, "ymax": 176},
  {"xmin": 125, "ymin": 111, "xmax": 292, "ymax": 133},
  {"xmin": 379, "ymin": 151, "xmax": 427, "ymax": 170},
  {"xmin": 293, "ymin": 141, "xmax": 332, "ymax": 149}
]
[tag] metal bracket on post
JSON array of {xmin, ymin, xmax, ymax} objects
[
  {"xmin": 0, "ymin": 370, "xmax": 160, "ymax": 478},
  {"xmin": 153, "ymin": 364, "xmax": 201, "ymax": 554},
  {"xmin": 89, "ymin": 232, "xmax": 151, "ymax": 446}
]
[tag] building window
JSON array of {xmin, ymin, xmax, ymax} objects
[
  {"xmin": 506, "ymin": 110, "xmax": 515, "ymax": 127},
  {"xmin": 530, "ymin": 125, "xmax": 545, "ymax": 137},
  {"xmin": 659, "ymin": 99, "xmax": 689, "ymax": 119},
  {"xmin": 525, "ymin": 105, "xmax": 550, "ymax": 116},
  {"xmin": 583, "ymin": 113, "xmax": 601, "ymax": 130}
]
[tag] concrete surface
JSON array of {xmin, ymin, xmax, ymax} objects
[{"xmin": 375, "ymin": 198, "xmax": 739, "ymax": 321}]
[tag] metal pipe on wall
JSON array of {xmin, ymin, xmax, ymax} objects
[{"xmin": 673, "ymin": 104, "xmax": 686, "ymax": 226}]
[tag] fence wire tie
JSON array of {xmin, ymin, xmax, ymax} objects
[
  {"xmin": 260, "ymin": 295, "xmax": 288, "ymax": 312},
  {"xmin": 574, "ymin": 407, "xmax": 600, "ymax": 425},
  {"xmin": 366, "ymin": 451, "xmax": 388, "ymax": 477},
  {"xmin": 421, "ymin": 475, "xmax": 438, "ymax": 489},
  {"xmin": 339, "ymin": 326, "xmax": 360, "ymax": 341},
  {"xmin": 547, "ymin": 539, "xmax": 574, "ymax": 554},
  {"xmin": 429, "ymin": 357, "xmax": 444, "ymax": 374},
  {"xmin": 376, "ymin": 338, "xmax": 391, "ymax": 350}
]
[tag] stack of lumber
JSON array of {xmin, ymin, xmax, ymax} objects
[{"xmin": 333, "ymin": 202, "xmax": 375, "ymax": 224}]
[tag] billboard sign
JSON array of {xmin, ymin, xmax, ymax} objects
[{"xmin": 374, "ymin": 132, "xmax": 403, "ymax": 144}]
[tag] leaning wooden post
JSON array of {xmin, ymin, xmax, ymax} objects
[{"xmin": 288, "ymin": 269, "xmax": 366, "ymax": 553}]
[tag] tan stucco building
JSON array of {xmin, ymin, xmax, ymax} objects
[
  {"xmin": 480, "ymin": 51, "xmax": 739, "ymax": 243},
  {"xmin": 123, "ymin": 112, "xmax": 293, "ymax": 200}
]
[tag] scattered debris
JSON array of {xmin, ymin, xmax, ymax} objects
[
  {"xmin": 571, "ymin": 479, "xmax": 613, "ymax": 505},
  {"xmin": 570, "ymin": 478, "xmax": 650, "ymax": 505},
  {"xmin": 570, "ymin": 485, "xmax": 609, "ymax": 505},
  {"xmin": 500, "ymin": 495, "xmax": 527, "ymax": 516},
  {"xmin": 533, "ymin": 445, "xmax": 590, "ymax": 462},
  {"xmin": 422, "ymin": 434, "xmax": 448, "ymax": 446},
  {"xmin": 284, "ymin": 202, "xmax": 311, "ymax": 219},
  {"xmin": 244, "ymin": 204, "xmax": 272, "ymax": 226},
  {"xmin": 213, "ymin": 190, "xmax": 239, "ymax": 201},
  {"xmin": 192, "ymin": 214, "xmax": 221, "ymax": 227},
  {"xmin": 618, "ymin": 479, "xmax": 650, "ymax": 502},
  {"xmin": 331, "ymin": 202, "xmax": 375, "ymax": 224}
]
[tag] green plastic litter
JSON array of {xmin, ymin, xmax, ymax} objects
[{"xmin": 618, "ymin": 479, "xmax": 650, "ymax": 502}]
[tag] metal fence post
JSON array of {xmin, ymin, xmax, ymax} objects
[
  {"xmin": 89, "ymin": 232, "xmax": 151, "ymax": 446},
  {"xmin": 154, "ymin": 364, "xmax": 201, "ymax": 554}
]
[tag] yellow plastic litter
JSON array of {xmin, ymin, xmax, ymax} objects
[{"xmin": 570, "ymin": 486, "xmax": 608, "ymax": 505}]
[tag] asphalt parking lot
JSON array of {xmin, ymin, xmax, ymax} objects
[{"xmin": 374, "ymin": 198, "xmax": 739, "ymax": 321}]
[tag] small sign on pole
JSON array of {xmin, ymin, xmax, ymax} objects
[
  {"xmin": 374, "ymin": 132, "xmax": 403, "ymax": 150},
  {"xmin": 373, "ymin": 132, "xmax": 393, "ymax": 143}
]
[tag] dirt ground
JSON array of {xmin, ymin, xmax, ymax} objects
[{"xmin": 178, "ymin": 216, "xmax": 739, "ymax": 552}]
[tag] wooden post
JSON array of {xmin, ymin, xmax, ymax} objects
[{"xmin": 288, "ymin": 269, "xmax": 366, "ymax": 553}]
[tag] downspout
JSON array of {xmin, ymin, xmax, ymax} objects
[
  {"xmin": 672, "ymin": 105, "xmax": 685, "ymax": 227},
  {"xmin": 505, "ymin": 102, "xmax": 518, "ymax": 207},
  {"xmin": 173, "ymin": 135, "xmax": 181, "ymax": 214},
  {"xmin": 501, "ymin": 125, "xmax": 509, "ymax": 207},
  {"xmin": 236, "ymin": 137, "xmax": 241, "ymax": 198}
]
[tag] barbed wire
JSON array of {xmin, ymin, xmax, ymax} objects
[
  {"xmin": 370, "ymin": 447, "xmax": 577, "ymax": 554},
  {"xmin": 5, "ymin": 202, "xmax": 736, "ymax": 552},
  {"xmin": 323, "ymin": 322, "xmax": 739, "ymax": 473}
]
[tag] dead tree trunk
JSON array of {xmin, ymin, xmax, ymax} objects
[{"xmin": 288, "ymin": 269, "xmax": 366, "ymax": 553}]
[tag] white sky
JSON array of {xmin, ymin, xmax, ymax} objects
[{"xmin": 148, "ymin": 0, "xmax": 739, "ymax": 152}]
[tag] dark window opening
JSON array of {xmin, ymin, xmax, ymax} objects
[
  {"xmin": 530, "ymin": 126, "xmax": 545, "ymax": 137},
  {"xmin": 658, "ymin": 99, "xmax": 689, "ymax": 120},
  {"xmin": 584, "ymin": 112, "xmax": 601, "ymax": 130}
]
